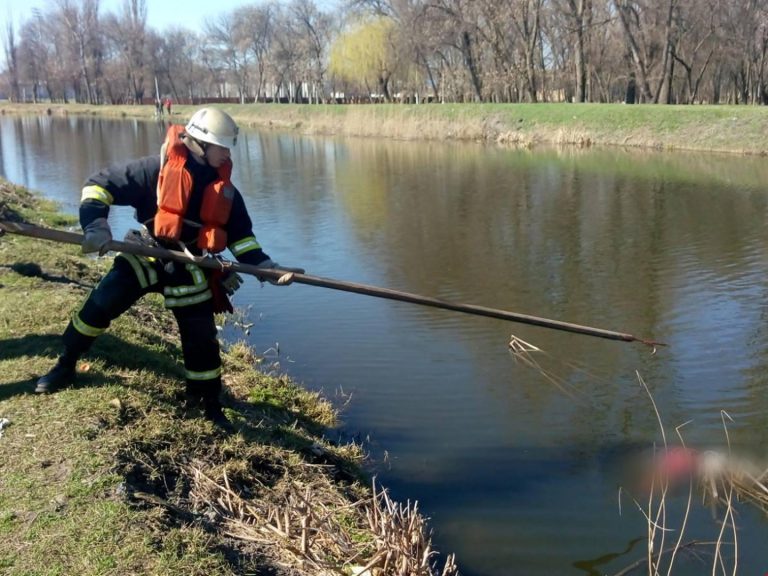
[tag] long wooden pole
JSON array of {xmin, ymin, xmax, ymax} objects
[{"xmin": 0, "ymin": 220, "xmax": 665, "ymax": 347}]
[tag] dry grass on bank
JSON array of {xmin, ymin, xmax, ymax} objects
[{"xmin": 4, "ymin": 101, "xmax": 768, "ymax": 154}]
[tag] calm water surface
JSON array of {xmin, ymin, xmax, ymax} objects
[{"xmin": 2, "ymin": 115, "xmax": 768, "ymax": 575}]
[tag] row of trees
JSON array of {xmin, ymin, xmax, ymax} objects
[{"xmin": 3, "ymin": 0, "xmax": 768, "ymax": 105}]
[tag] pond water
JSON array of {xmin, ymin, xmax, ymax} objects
[{"xmin": 2, "ymin": 114, "xmax": 767, "ymax": 575}]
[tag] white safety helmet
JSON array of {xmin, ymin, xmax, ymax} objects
[{"xmin": 185, "ymin": 108, "xmax": 239, "ymax": 148}]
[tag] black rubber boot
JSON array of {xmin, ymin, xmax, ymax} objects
[
  {"xmin": 203, "ymin": 398, "xmax": 235, "ymax": 433},
  {"xmin": 182, "ymin": 393, "xmax": 202, "ymax": 412},
  {"xmin": 35, "ymin": 358, "xmax": 77, "ymax": 394}
]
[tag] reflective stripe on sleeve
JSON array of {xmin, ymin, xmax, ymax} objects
[
  {"xmin": 184, "ymin": 366, "xmax": 222, "ymax": 381},
  {"xmin": 229, "ymin": 236, "xmax": 261, "ymax": 256},
  {"xmin": 81, "ymin": 185, "xmax": 114, "ymax": 205}
]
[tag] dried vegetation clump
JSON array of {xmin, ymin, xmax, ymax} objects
[
  {"xmin": 112, "ymin": 383, "xmax": 458, "ymax": 576},
  {"xmin": 191, "ymin": 467, "xmax": 458, "ymax": 576},
  {"xmin": 102, "ymin": 308, "xmax": 460, "ymax": 575}
]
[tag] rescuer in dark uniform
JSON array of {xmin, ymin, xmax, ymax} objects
[{"xmin": 35, "ymin": 108, "xmax": 303, "ymax": 430}]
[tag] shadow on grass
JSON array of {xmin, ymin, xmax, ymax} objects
[
  {"xmin": 0, "ymin": 329, "xmax": 358, "ymax": 483},
  {"xmin": 224, "ymin": 395, "xmax": 365, "ymax": 485},
  {"xmin": 0, "ymin": 332, "xmax": 182, "ymax": 401},
  {"xmin": 0, "ymin": 262, "xmax": 94, "ymax": 288}
]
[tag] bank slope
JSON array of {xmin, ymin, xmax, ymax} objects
[
  {"xmin": 3, "ymin": 101, "xmax": 768, "ymax": 154},
  {"xmin": 0, "ymin": 180, "xmax": 457, "ymax": 576}
]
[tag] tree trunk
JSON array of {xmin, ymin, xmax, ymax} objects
[
  {"xmin": 567, "ymin": 0, "xmax": 589, "ymax": 102},
  {"xmin": 656, "ymin": 0, "xmax": 677, "ymax": 104},
  {"xmin": 3, "ymin": 22, "xmax": 21, "ymax": 102},
  {"xmin": 625, "ymin": 67, "xmax": 637, "ymax": 104},
  {"xmin": 613, "ymin": 0, "xmax": 653, "ymax": 102},
  {"xmin": 461, "ymin": 30, "xmax": 483, "ymax": 102}
]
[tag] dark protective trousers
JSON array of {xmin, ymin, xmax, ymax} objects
[{"xmin": 61, "ymin": 253, "xmax": 222, "ymax": 400}]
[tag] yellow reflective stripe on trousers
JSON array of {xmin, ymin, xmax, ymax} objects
[
  {"xmin": 230, "ymin": 236, "xmax": 261, "ymax": 256},
  {"xmin": 120, "ymin": 253, "xmax": 151, "ymax": 289},
  {"xmin": 185, "ymin": 366, "xmax": 222, "ymax": 380},
  {"xmin": 163, "ymin": 264, "xmax": 207, "ymax": 297},
  {"xmin": 164, "ymin": 289, "xmax": 212, "ymax": 308},
  {"xmin": 139, "ymin": 257, "xmax": 158, "ymax": 285},
  {"xmin": 72, "ymin": 313, "xmax": 106, "ymax": 337},
  {"xmin": 81, "ymin": 185, "xmax": 114, "ymax": 205}
]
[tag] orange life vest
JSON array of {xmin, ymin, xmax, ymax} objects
[{"xmin": 154, "ymin": 124, "xmax": 234, "ymax": 252}]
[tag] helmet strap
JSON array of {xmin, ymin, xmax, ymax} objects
[{"xmin": 181, "ymin": 134, "xmax": 206, "ymax": 163}]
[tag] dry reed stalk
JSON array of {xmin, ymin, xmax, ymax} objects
[
  {"xmin": 508, "ymin": 333, "xmax": 587, "ymax": 399},
  {"xmin": 698, "ymin": 449, "xmax": 768, "ymax": 514},
  {"xmin": 362, "ymin": 480, "xmax": 457, "ymax": 576},
  {"xmin": 187, "ymin": 463, "xmax": 458, "ymax": 576},
  {"xmin": 615, "ymin": 373, "xmax": 740, "ymax": 576}
]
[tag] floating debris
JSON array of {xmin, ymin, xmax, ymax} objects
[{"xmin": 508, "ymin": 334, "xmax": 541, "ymax": 354}]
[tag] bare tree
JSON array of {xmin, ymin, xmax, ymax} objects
[
  {"xmin": 290, "ymin": 0, "xmax": 333, "ymax": 103},
  {"xmin": 553, "ymin": 0, "xmax": 594, "ymax": 102},
  {"xmin": 236, "ymin": 3, "xmax": 276, "ymax": 102},
  {"xmin": 17, "ymin": 11, "xmax": 50, "ymax": 102},
  {"xmin": 205, "ymin": 13, "xmax": 252, "ymax": 103},
  {"xmin": 670, "ymin": 0, "xmax": 716, "ymax": 103},
  {"xmin": 53, "ymin": 0, "xmax": 104, "ymax": 103},
  {"xmin": 6, "ymin": 0, "xmax": 768, "ymax": 106},
  {"xmin": 2, "ymin": 17, "xmax": 21, "ymax": 101},
  {"xmin": 102, "ymin": 0, "xmax": 147, "ymax": 103},
  {"xmin": 426, "ymin": 0, "xmax": 484, "ymax": 101},
  {"xmin": 611, "ymin": 0, "xmax": 654, "ymax": 102},
  {"xmin": 151, "ymin": 29, "xmax": 192, "ymax": 104},
  {"xmin": 509, "ymin": 0, "xmax": 545, "ymax": 102}
]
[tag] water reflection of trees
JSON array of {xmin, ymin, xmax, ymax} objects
[
  {"xmin": 330, "ymin": 139, "xmax": 768, "ymax": 444},
  {"xmin": 0, "ymin": 116, "xmax": 164, "ymax": 205}
]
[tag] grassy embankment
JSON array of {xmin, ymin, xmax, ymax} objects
[
  {"xmin": 3, "ymin": 101, "xmax": 768, "ymax": 154},
  {"xmin": 0, "ymin": 182, "xmax": 457, "ymax": 575}
]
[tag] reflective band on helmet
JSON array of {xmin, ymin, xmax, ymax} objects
[
  {"xmin": 164, "ymin": 289, "xmax": 212, "ymax": 308},
  {"xmin": 185, "ymin": 366, "xmax": 222, "ymax": 380},
  {"xmin": 230, "ymin": 236, "xmax": 261, "ymax": 256},
  {"xmin": 81, "ymin": 185, "xmax": 114, "ymax": 205},
  {"xmin": 72, "ymin": 313, "xmax": 106, "ymax": 337}
]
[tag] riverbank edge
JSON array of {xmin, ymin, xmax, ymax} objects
[
  {"xmin": 3, "ymin": 101, "xmax": 768, "ymax": 155},
  {"xmin": 0, "ymin": 179, "xmax": 456, "ymax": 575}
]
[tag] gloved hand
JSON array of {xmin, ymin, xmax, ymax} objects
[
  {"xmin": 255, "ymin": 259, "xmax": 305, "ymax": 286},
  {"xmin": 123, "ymin": 228, "xmax": 158, "ymax": 247},
  {"xmin": 82, "ymin": 218, "xmax": 112, "ymax": 255},
  {"xmin": 221, "ymin": 271, "xmax": 243, "ymax": 295}
]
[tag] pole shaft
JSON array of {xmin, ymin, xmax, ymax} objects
[{"xmin": 0, "ymin": 220, "xmax": 653, "ymax": 344}]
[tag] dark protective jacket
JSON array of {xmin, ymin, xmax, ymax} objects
[{"xmin": 79, "ymin": 154, "xmax": 271, "ymax": 266}]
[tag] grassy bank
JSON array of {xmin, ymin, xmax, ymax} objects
[
  {"xmin": 0, "ymin": 181, "xmax": 457, "ymax": 575},
  {"xmin": 3, "ymin": 101, "xmax": 768, "ymax": 154}
]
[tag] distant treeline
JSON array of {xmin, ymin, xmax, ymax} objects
[{"xmin": 2, "ymin": 0, "xmax": 767, "ymax": 105}]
